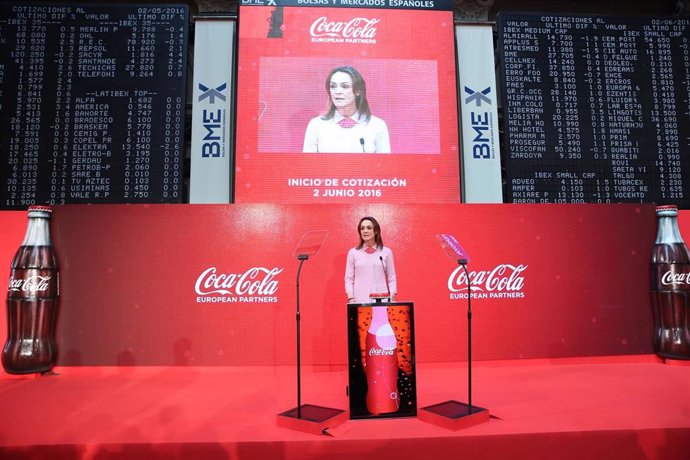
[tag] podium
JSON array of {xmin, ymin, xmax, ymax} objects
[{"xmin": 346, "ymin": 301, "xmax": 417, "ymax": 419}]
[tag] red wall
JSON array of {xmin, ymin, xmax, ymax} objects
[
  {"xmin": 680, "ymin": 209, "xmax": 690, "ymax": 239},
  {"xmin": 1, "ymin": 204, "xmax": 674, "ymax": 366}
]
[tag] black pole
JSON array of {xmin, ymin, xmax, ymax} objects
[
  {"xmin": 296, "ymin": 254, "xmax": 308, "ymax": 419},
  {"xmin": 459, "ymin": 260, "xmax": 472, "ymax": 414}
]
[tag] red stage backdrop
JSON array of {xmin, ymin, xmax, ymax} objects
[
  {"xmin": 234, "ymin": 5, "xmax": 461, "ymax": 203},
  {"xmin": 0, "ymin": 204, "xmax": 673, "ymax": 366}
]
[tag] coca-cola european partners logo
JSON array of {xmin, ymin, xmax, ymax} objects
[
  {"xmin": 448, "ymin": 264, "xmax": 528, "ymax": 300},
  {"xmin": 195, "ymin": 267, "xmax": 282, "ymax": 303},
  {"xmin": 661, "ymin": 270, "xmax": 690, "ymax": 287},
  {"xmin": 8, "ymin": 275, "xmax": 52, "ymax": 295},
  {"xmin": 310, "ymin": 16, "xmax": 380, "ymax": 44}
]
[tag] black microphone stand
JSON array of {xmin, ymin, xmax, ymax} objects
[
  {"xmin": 379, "ymin": 255, "xmax": 391, "ymax": 300},
  {"xmin": 296, "ymin": 254, "xmax": 307, "ymax": 419},
  {"xmin": 418, "ymin": 257, "xmax": 489, "ymax": 430},
  {"xmin": 277, "ymin": 250, "xmax": 347, "ymax": 435},
  {"xmin": 459, "ymin": 260, "xmax": 473, "ymax": 414}
]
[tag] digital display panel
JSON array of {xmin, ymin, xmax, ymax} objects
[
  {"xmin": 235, "ymin": 2, "xmax": 461, "ymax": 203},
  {"xmin": 0, "ymin": 2, "xmax": 188, "ymax": 209},
  {"xmin": 498, "ymin": 13, "xmax": 690, "ymax": 208}
]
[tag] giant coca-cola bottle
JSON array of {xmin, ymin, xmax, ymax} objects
[
  {"xmin": 2, "ymin": 206, "xmax": 60, "ymax": 374},
  {"xmin": 650, "ymin": 205, "xmax": 690, "ymax": 360},
  {"xmin": 364, "ymin": 306, "xmax": 399, "ymax": 414}
]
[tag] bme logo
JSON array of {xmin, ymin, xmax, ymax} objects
[
  {"xmin": 464, "ymin": 86, "xmax": 493, "ymax": 159},
  {"xmin": 198, "ymin": 83, "xmax": 227, "ymax": 158}
]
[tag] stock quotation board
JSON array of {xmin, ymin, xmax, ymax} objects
[
  {"xmin": 0, "ymin": 2, "xmax": 188, "ymax": 209},
  {"xmin": 498, "ymin": 13, "xmax": 690, "ymax": 208}
]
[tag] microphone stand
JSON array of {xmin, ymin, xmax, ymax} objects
[
  {"xmin": 418, "ymin": 257, "xmax": 489, "ymax": 430},
  {"xmin": 296, "ymin": 254, "xmax": 308, "ymax": 419},
  {"xmin": 277, "ymin": 251, "xmax": 347, "ymax": 435},
  {"xmin": 379, "ymin": 255, "xmax": 391, "ymax": 301},
  {"xmin": 459, "ymin": 260, "xmax": 473, "ymax": 414}
]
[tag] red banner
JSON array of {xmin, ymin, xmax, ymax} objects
[{"xmin": 0, "ymin": 204, "xmax": 666, "ymax": 366}]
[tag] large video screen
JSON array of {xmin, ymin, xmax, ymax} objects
[{"xmin": 235, "ymin": 1, "xmax": 460, "ymax": 203}]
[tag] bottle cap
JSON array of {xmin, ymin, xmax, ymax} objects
[
  {"xmin": 28, "ymin": 205, "xmax": 53, "ymax": 213},
  {"xmin": 27, "ymin": 205, "xmax": 53, "ymax": 218},
  {"xmin": 655, "ymin": 205, "xmax": 678, "ymax": 216}
]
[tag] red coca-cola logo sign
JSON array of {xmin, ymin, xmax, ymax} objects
[
  {"xmin": 447, "ymin": 264, "xmax": 527, "ymax": 300},
  {"xmin": 309, "ymin": 16, "xmax": 380, "ymax": 39},
  {"xmin": 8, "ymin": 274, "xmax": 53, "ymax": 295},
  {"xmin": 195, "ymin": 267, "xmax": 282, "ymax": 303}
]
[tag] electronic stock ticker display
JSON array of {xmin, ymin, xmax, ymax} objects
[
  {"xmin": 0, "ymin": 2, "xmax": 188, "ymax": 209},
  {"xmin": 499, "ymin": 13, "xmax": 690, "ymax": 208}
]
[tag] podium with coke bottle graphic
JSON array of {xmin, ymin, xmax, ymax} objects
[{"xmin": 347, "ymin": 298, "xmax": 418, "ymax": 419}]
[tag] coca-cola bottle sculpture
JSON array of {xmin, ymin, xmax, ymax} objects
[
  {"xmin": 364, "ymin": 306, "xmax": 399, "ymax": 414},
  {"xmin": 650, "ymin": 205, "xmax": 690, "ymax": 360},
  {"xmin": 2, "ymin": 206, "xmax": 60, "ymax": 374}
]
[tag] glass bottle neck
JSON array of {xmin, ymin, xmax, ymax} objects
[
  {"xmin": 655, "ymin": 215, "xmax": 685, "ymax": 245},
  {"xmin": 22, "ymin": 215, "xmax": 51, "ymax": 246}
]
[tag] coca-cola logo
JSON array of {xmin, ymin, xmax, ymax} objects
[
  {"xmin": 369, "ymin": 347, "xmax": 395, "ymax": 356},
  {"xmin": 310, "ymin": 16, "xmax": 379, "ymax": 40},
  {"xmin": 8, "ymin": 275, "xmax": 52, "ymax": 294},
  {"xmin": 661, "ymin": 271, "xmax": 690, "ymax": 287},
  {"xmin": 195, "ymin": 267, "xmax": 282, "ymax": 297},
  {"xmin": 448, "ymin": 264, "xmax": 527, "ymax": 300}
]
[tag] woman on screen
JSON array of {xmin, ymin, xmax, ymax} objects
[
  {"xmin": 345, "ymin": 216, "xmax": 396, "ymax": 303},
  {"xmin": 303, "ymin": 66, "xmax": 391, "ymax": 154}
]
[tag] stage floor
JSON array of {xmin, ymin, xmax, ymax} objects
[{"xmin": 1, "ymin": 355, "xmax": 688, "ymax": 459}]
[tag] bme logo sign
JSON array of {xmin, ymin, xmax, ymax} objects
[
  {"xmin": 464, "ymin": 86, "xmax": 493, "ymax": 159},
  {"xmin": 197, "ymin": 82, "xmax": 227, "ymax": 158}
]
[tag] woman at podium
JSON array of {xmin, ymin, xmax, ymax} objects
[
  {"xmin": 345, "ymin": 216, "xmax": 406, "ymax": 415},
  {"xmin": 345, "ymin": 216, "xmax": 397, "ymax": 304}
]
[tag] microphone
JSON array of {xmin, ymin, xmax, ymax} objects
[
  {"xmin": 379, "ymin": 255, "xmax": 391, "ymax": 299},
  {"xmin": 359, "ymin": 138, "xmax": 365, "ymax": 153}
]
